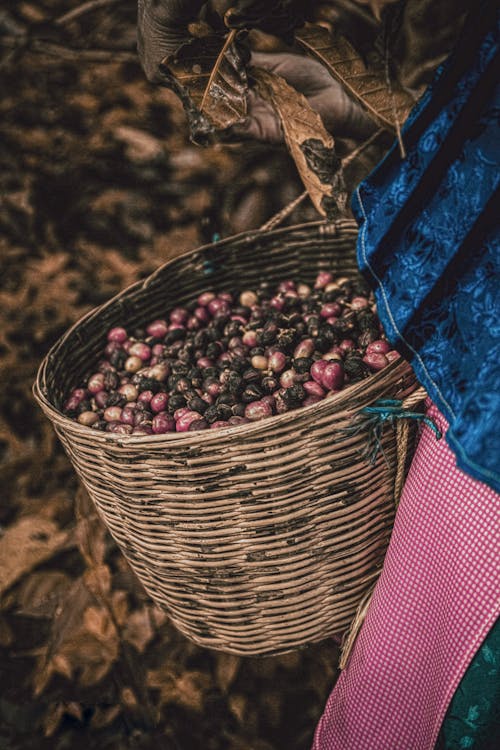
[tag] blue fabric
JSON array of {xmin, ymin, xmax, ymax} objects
[{"xmin": 352, "ymin": 3, "xmax": 500, "ymax": 493}]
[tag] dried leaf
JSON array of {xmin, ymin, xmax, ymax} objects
[
  {"xmin": 83, "ymin": 564, "xmax": 112, "ymax": 598},
  {"xmin": 84, "ymin": 605, "xmax": 116, "ymax": 642},
  {"xmin": 160, "ymin": 30, "xmax": 248, "ymax": 142},
  {"xmin": 42, "ymin": 702, "xmax": 65, "ymax": 738},
  {"xmin": 229, "ymin": 693, "xmax": 248, "ymax": 724},
  {"xmin": 121, "ymin": 686, "xmax": 138, "ymax": 709},
  {"xmin": 296, "ymin": 24, "xmax": 413, "ymax": 133},
  {"xmin": 75, "ymin": 487, "xmax": 107, "ymax": 568},
  {"xmin": 0, "ymin": 517, "xmax": 68, "ymax": 595},
  {"xmin": 251, "ymin": 67, "xmax": 346, "ymax": 218},
  {"xmin": 56, "ymin": 610, "xmax": 120, "ymax": 688},
  {"xmin": 147, "ymin": 669, "xmax": 210, "ymax": 713},
  {"xmin": 32, "ymin": 577, "xmax": 93, "ymax": 695},
  {"xmin": 51, "ymin": 653, "xmax": 73, "ymax": 681},
  {"xmin": 110, "ymin": 589, "xmax": 129, "ymax": 627},
  {"xmin": 13, "ymin": 570, "xmax": 72, "ymax": 618},
  {"xmin": 90, "ymin": 704, "xmax": 121, "ymax": 730},
  {"xmin": 123, "ymin": 606, "xmax": 155, "ymax": 654},
  {"xmin": 215, "ymin": 653, "xmax": 241, "ymax": 693}
]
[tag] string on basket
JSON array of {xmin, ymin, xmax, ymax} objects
[
  {"xmin": 339, "ymin": 389, "xmax": 441, "ymax": 466},
  {"xmin": 360, "ymin": 397, "xmax": 442, "ymax": 464}
]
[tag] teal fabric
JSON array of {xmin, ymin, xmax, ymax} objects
[{"xmin": 436, "ymin": 617, "xmax": 500, "ymax": 749}]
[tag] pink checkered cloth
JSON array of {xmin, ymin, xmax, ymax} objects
[{"xmin": 312, "ymin": 402, "xmax": 500, "ymax": 750}]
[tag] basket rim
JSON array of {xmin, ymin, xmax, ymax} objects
[
  {"xmin": 33, "ymin": 218, "xmax": 416, "ymax": 446},
  {"xmin": 34, "ymin": 359, "xmax": 411, "ymax": 446}
]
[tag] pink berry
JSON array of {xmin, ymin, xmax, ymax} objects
[
  {"xmin": 351, "ymin": 296, "xmax": 369, "ymax": 310},
  {"xmin": 366, "ymin": 339, "xmax": 391, "ymax": 355},
  {"xmin": 119, "ymin": 384, "xmax": 138, "ymax": 402},
  {"xmin": 197, "ymin": 291, "xmax": 216, "ymax": 307},
  {"xmin": 268, "ymin": 351, "xmax": 286, "ymax": 374},
  {"xmin": 175, "ymin": 409, "xmax": 202, "ymax": 432},
  {"xmin": 169, "ymin": 307, "xmax": 188, "ymax": 325},
  {"xmin": 197, "ymin": 357, "xmax": 213, "ymax": 369},
  {"xmin": 363, "ymin": 352, "xmax": 389, "ymax": 371},
  {"xmin": 242, "ymin": 330, "xmax": 258, "ymax": 348},
  {"xmin": 310, "ymin": 360, "xmax": 328, "ymax": 384},
  {"xmin": 303, "ymin": 381, "xmax": 326, "ymax": 398},
  {"xmin": 107, "ymin": 327, "xmax": 128, "ymax": 343},
  {"xmin": 121, "ymin": 407, "xmax": 136, "ymax": 426},
  {"xmin": 147, "ymin": 319, "xmax": 168, "ymax": 338},
  {"xmin": 94, "ymin": 391, "xmax": 109, "ymax": 409},
  {"xmin": 245, "ymin": 400, "xmax": 273, "ymax": 421},
  {"xmin": 152, "ymin": 413, "xmax": 176, "ymax": 434},
  {"xmin": 128, "ymin": 342, "xmax": 151, "ymax": 361},
  {"xmin": 320, "ymin": 302, "xmax": 342, "ymax": 318},
  {"xmin": 294, "ymin": 339, "xmax": 314, "ymax": 359},
  {"xmin": 321, "ymin": 361, "xmax": 344, "ymax": 391},
  {"xmin": 104, "ymin": 406, "xmax": 123, "ymax": 423},
  {"xmin": 314, "ymin": 271, "xmax": 333, "ymax": 289},
  {"xmin": 87, "ymin": 373, "xmax": 105, "ymax": 394},
  {"xmin": 210, "ymin": 420, "xmax": 231, "ymax": 429},
  {"xmin": 150, "ymin": 392, "xmax": 169, "ymax": 413}
]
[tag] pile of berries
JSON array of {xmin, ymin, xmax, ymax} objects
[{"xmin": 63, "ymin": 272, "xmax": 399, "ymax": 434}]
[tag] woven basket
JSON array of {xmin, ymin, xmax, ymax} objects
[{"xmin": 34, "ymin": 220, "xmax": 422, "ymax": 656}]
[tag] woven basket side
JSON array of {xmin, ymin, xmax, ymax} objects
[{"xmin": 34, "ymin": 220, "xmax": 422, "ymax": 655}]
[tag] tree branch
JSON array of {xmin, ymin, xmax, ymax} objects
[
  {"xmin": 0, "ymin": 35, "xmax": 138, "ymax": 64},
  {"xmin": 55, "ymin": 0, "xmax": 127, "ymax": 28}
]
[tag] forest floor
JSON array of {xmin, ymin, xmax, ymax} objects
[{"xmin": 0, "ymin": 2, "xmax": 342, "ymax": 749}]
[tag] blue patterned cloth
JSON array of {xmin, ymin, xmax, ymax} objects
[{"xmin": 352, "ymin": 2, "xmax": 500, "ymax": 493}]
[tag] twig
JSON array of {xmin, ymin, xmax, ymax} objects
[
  {"xmin": 0, "ymin": 35, "xmax": 137, "ymax": 63},
  {"xmin": 259, "ymin": 190, "xmax": 309, "ymax": 231},
  {"xmin": 383, "ymin": 15, "xmax": 406, "ymax": 158},
  {"xmin": 341, "ymin": 127, "xmax": 385, "ymax": 167},
  {"xmin": 55, "ymin": 0, "xmax": 125, "ymax": 27}
]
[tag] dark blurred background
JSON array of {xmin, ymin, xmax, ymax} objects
[{"xmin": 0, "ymin": 3, "xmax": 339, "ymax": 749}]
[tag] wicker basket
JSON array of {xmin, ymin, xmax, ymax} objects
[{"xmin": 34, "ymin": 220, "xmax": 421, "ymax": 656}]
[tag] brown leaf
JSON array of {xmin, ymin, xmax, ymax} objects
[
  {"xmin": 0, "ymin": 517, "xmax": 68, "ymax": 595},
  {"xmin": 90, "ymin": 704, "xmax": 121, "ymax": 730},
  {"xmin": 83, "ymin": 564, "xmax": 112, "ymax": 599},
  {"xmin": 55, "ymin": 608, "xmax": 120, "ymax": 688},
  {"xmin": 296, "ymin": 24, "xmax": 413, "ymax": 133},
  {"xmin": 42, "ymin": 702, "xmax": 65, "ymax": 738},
  {"xmin": 84, "ymin": 605, "xmax": 116, "ymax": 642},
  {"xmin": 161, "ymin": 30, "xmax": 248, "ymax": 141},
  {"xmin": 229, "ymin": 693, "xmax": 248, "ymax": 724},
  {"xmin": 123, "ymin": 606, "xmax": 155, "ymax": 654},
  {"xmin": 32, "ymin": 577, "xmax": 93, "ymax": 695},
  {"xmin": 75, "ymin": 487, "xmax": 107, "ymax": 568},
  {"xmin": 13, "ymin": 570, "xmax": 72, "ymax": 618},
  {"xmin": 147, "ymin": 668, "xmax": 210, "ymax": 713},
  {"xmin": 215, "ymin": 653, "xmax": 241, "ymax": 693},
  {"xmin": 251, "ymin": 67, "xmax": 346, "ymax": 218},
  {"xmin": 52, "ymin": 654, "xmax": 73, "ymax": 681}
]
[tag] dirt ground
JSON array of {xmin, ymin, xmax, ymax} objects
[{"xmin": 0, "ymin": 3, "xmax": 342, "ymax": 749}]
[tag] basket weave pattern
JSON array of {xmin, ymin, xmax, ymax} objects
[{"xmin": 35, "ymin": 221, "xmax": 420, "ymax": 655}]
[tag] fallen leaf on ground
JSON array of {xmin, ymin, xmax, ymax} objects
[{"xmin": 0, "ymin": 517, "xmax": 68, "ymax": 596}]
